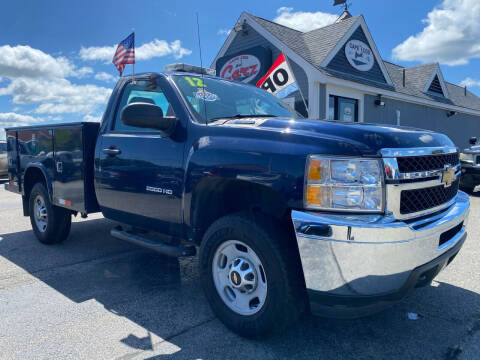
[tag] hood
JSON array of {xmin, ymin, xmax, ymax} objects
[
  {"xmin": 218, "ymin": 118, "xmax": 455, "ymax": 156},
  {"xmin": 463, "ymin": 145, "xmax": 480, "ymax": 153}
]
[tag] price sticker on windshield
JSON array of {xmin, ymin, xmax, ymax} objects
[{"xmin": 185, "ymin": 76, "xmax": 206, "ymax": 88}]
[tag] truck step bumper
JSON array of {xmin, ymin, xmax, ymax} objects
[
  {"xmin": 291, "ymin": 191, "xmax": 470, "ymax": 315},
  {"xmin": 111, "ymin": 226, "xmax": 196, "ymax": 257}
]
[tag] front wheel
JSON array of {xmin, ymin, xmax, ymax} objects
[
  {"xmin": 199, "ymin": 212, "xmax": 306, "ymax": 338},
  {"xmin": 29, "ymin": 183, "xmax": 71, "ymax": 244}
]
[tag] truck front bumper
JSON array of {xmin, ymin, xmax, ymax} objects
[{"xmin": 291, "ymin": 191, "xmax": 470, "ymax": 318}]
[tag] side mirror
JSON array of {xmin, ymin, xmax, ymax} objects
[
  {"xmin": 121, "ymin": 102, "xmax": 177, "ymax": 135},
  {"xmin": 469, "ymin": 137, "xmax": 477, "ymax": 145}
]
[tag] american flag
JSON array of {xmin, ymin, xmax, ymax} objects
[{"xmin": 112, "ymin": 32, "xmax": 135, "ymax": 76}]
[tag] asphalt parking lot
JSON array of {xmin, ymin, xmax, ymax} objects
[{"xmin": 0, "ymin": 182, "xmax": 479, "ymax": 360}]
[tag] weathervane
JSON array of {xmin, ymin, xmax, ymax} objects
[{"xmin": 333, "ymin": 0, "xmax": 350, "ymax": 11}]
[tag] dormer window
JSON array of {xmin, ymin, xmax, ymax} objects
[{"xmin": 428, "ymin": 75, "xmax": 444, "ymax": 96}]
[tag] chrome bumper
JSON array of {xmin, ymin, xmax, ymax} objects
[{"xmin": 292, "ymin": 191, "xmax": 470, "ymax": 297}]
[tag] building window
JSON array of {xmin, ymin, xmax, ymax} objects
[{"xmin": 329, "ymin": 95, "xmax": 358, "ymax": 122}]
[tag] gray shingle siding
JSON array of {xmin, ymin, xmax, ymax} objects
[
  {"xmin": 364, "ymin": 94, "xmax": 479, "ymax": 149},
  {"xmin": 325, "ymin": 26, "xmax": 387, "ymax": 85}
]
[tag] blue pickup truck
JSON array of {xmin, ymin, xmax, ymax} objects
[{"xmin": 4, "ymin": 65, "xmax": 470, "ymax": 338}]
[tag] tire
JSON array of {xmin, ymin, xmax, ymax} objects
[
  {"xmin": 199, "ymin": 212, "xmax": 306, "ymax": 338},
  {"xmin": 29, "ymin": 183, "xmax": 71, "ymax": 244}
]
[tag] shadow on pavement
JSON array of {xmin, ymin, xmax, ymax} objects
[{"xmin": 0, "ymin": 217, "xmax": 479, "ymax": 359}]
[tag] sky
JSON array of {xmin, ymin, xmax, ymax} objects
[{"xmin": 1, "ymin": 0, "xmax": 480, "ymax": 139}]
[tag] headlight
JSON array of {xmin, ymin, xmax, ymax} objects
[
  {"xmin": 460, "ymin": 153, "xmax": 474, "ymax": 163},
  {"xmin": 305, "ymin": 156, "xmax": 384, "ymax": 212}
]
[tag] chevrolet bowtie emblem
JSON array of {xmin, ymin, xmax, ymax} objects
[
  {"xmin": 441, "ymin": 167, "xmax": 456, "ymax": 187},
  {"xmin": 233, "ymin": 272, "xmax": 238, "ymax": 284}
]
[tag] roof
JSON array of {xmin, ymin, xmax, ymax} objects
[
  {"xmin": 245, "ymin": 13, "xmax": 480, "ymax": 113},
  {"xmin": 250, "ymin": 13, "xmax": 359, "ymax": 68},
  {"xmin": 445, "ymin": 82, "xmax": 480, "ymax": 111},
  {"xmin": 383, "ymin": 62, "xmax": 451, "ymax": 105}
]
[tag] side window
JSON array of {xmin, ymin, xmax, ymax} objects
[{"xmin": 113, "ymin": 80, "xmax": 174, "ymax": 132}]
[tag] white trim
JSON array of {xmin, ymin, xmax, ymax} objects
[
  {"xmin": 326, "ymin": 83, "xmax": 365, "ymax": 122},
  {"xmin": 325, "ymin": 75, "xmax": 480, "ymax": 117},
  {"xmin": 320, "ymin": 16, "xmax": 393, "ymax": 86},
  {"xmin": 309, "ymin": 80, "xmax": 321, "ymax": 119},
  {"xmin": 423, "ymin": 64, "xmax": 449, "ymax": 99}
]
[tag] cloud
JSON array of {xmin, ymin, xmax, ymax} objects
[
  {"xmin": 0, "ymin": 45, "xmax": 112, "ymax": 117},
  {"xmin": 392, "ymin": 0, "xmax": 480, "ymax": 66},
  {"xmin": 0, "ymin": 45, "xmax": 92, "ymax": 79},
  {"xmin": 83, "ymin": 114, "xmax": 102, "ymax": 122},
  {"xmin": 460, "ymin": 77, "xmax": 480, "ymax": 88},
  {"xmin": 273, "ymin": 7, "xmax": 338, "ymax": 32},
  {"xmin": 217, "ymin": 28, "xmax": 231, "ymax": 36},
  {"xmin": 0, "ymin": 77, "xmax": 112, "ymax": 114},
  {"xmin": 79, "ymin": 39, "xmax": 192, "ymax": 62},
  {"xmin": 94, "ymin": 72, "xmax": 117, "ymax": 83},
  {"xmin": 0, "ymin": 112, "xmax": 41, "ymax": 132},
  {"xmin": 74, "ymin": 66, "xmax": 94, "ymax": 78}
]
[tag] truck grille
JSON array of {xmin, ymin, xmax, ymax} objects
[
  {"xmin": 383, "ymin": 147, "xmax": 460, "ymax": 219},
  {"xmin": 397, "ymin": 153, "xmax": 459, "ymax": 172},
  {"xmin": 400, "ymin": 178, "xmax": 459, "ymax": 215}
]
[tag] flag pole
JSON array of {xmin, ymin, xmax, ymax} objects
[
  {"xmin": 132, "ymin": 28, "xmax": 136, "ymax": 84},
  {"xmin": 283, "ymin": 52, "xmax": 308, "ymax": 117}
]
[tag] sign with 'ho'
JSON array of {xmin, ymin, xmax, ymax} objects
[
  {"xmin": 345, "ymin": 40, "xmax": 374, "ymax": 72},
  {"xmin": 216, "ymin": 46, "xmax": 271, "ymax": 84}
]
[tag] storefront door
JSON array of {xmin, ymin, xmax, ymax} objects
[{"xmin": 329, "ymin": 95, "xmax": 358, "ymax": 122}]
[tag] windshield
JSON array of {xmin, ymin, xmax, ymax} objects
[
  {"xmin": 172, "ymin": 75, "xmax": 300, "ymax": 124},
  {"xmin": 0, "ymin": 143, "xmax": 6, "ymax": 153}
]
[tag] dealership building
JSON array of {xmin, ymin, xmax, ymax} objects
[{"xmin": 211, "ymin": 11, "xmax": 480, "ymax": 149}]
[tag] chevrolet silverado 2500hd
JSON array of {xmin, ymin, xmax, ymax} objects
[{"xmin": 4, "ymin": 68, "xmax": 470, "ymax": 338}]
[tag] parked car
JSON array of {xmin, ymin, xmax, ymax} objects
[
  {"xmin": 0, "ymin": 140, "xmax": 7, "ymax": 177},
  {"xmin": 460, "ymin": 137, "xmax": 480, "ymax": 192},
  {"xmin": 4, "ymin": 65, "xmax": 470, "ymax": 338}
]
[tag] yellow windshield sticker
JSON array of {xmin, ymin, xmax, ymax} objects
[{"xmin": 185, "ymin": 76, "xmax": 206, "ymax": 88}]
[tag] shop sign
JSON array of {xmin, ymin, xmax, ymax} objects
[
  {"xmin": 219, "ymin": 55, "xmax": 261, "ymax": 83},
  {"xmin": 345, "ymin": 40, "xmax": 374, "ymax": 72}
]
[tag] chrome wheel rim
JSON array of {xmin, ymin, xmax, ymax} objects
[
  {"xmin": 212, "ymin": 240, "xmax": 267, "ymax": 316},
  {"xmin": 33, "ymin": 195, "xmax": 48, "ymax": 233}
]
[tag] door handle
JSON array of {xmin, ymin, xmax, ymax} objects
[{"xmin": 103, "ymin": 147, "xmax": 121, "ymax": 156}]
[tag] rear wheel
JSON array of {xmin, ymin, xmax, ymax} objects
[
  {"xmin": 29, "ymin": 183, "xmax": 71, "ymax": 244},
  {"xmin": 199, "ymin": 212, "xmax": 306, "ymax": 338}
]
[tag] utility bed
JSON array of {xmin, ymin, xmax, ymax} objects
[{"xmin": 5, "ymin": 122, "xmax": 100, "ymax": 214}]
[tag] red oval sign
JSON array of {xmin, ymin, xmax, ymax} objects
[{"xmin": 219, "ymin": 54, "xmax": 261, "ymax": 83}]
